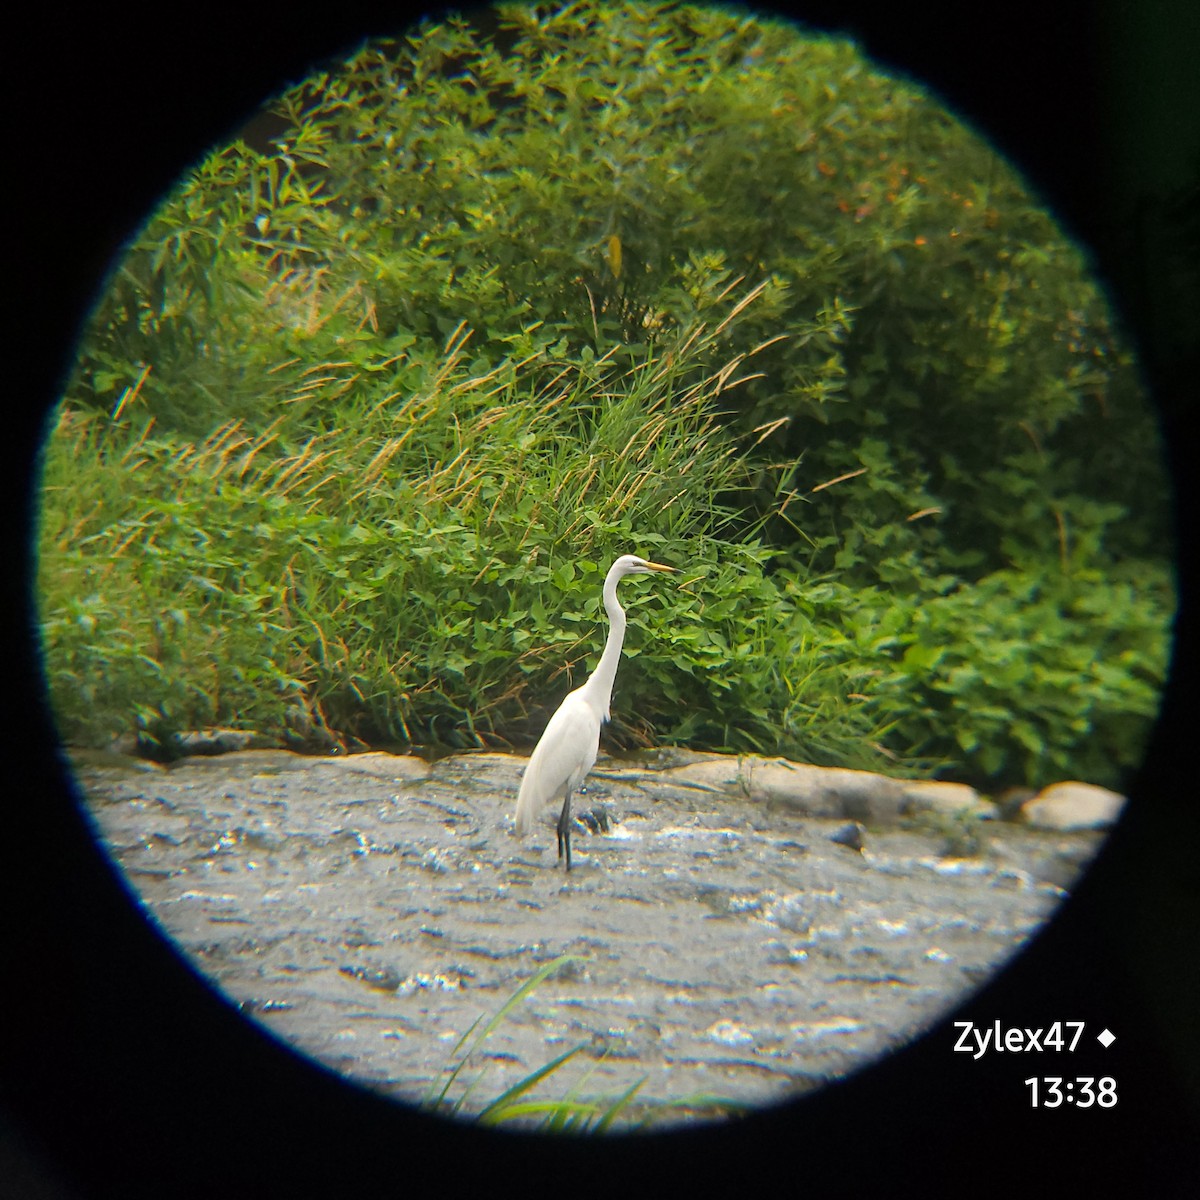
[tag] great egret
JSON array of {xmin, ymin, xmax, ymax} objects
[{"xmin": 514, "ymin": 554, "xmax": 678, "ymax": 870}]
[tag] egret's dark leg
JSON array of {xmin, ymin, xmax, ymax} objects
[{"xmin": 557, "ymin": 790, "xmax": 573, "ymax": 871}]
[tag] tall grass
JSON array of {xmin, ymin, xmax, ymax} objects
[
  {"xmin": 37, "ymin": 300, "xmax": 895, "ymax": 764},
  {"xmin": 36, "ymin": 276, "xmax": 1170, "ymax": 786}
]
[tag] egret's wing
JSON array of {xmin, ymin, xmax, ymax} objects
[{"xmin": 514, "ymin": 693, "xmax": 602, "ymax": 834}]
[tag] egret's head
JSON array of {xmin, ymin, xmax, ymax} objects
[{"xmin": 612, "ymin": 554, "xmax": 678, "ymax": 578}]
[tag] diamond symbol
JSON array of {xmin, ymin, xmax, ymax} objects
[{"xmin": 1097, "ymin": 1028, "xmax": 1116, "ymax": 1048}]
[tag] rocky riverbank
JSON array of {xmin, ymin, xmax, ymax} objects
[{"xmin": 70, "ymin": 746, "xmax": 1118, "ymax": 1126}]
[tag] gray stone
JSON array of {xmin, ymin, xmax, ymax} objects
[
  {"xmin": 313, "ymin": 751, "xmax": 433, "ymax": 782},
  {"xmin": 748, "ymin": 758, "xmax": 907, "ymax": 822},
  {"xmin": 172, "ymin": 728, "xmax": 261, "ymax": 755},
  {"xmin": 660, "ymin": 756, "xmax": 907, "ymax": 822},
  {"xmin": 901, "ymin": 780, "xmax": 997, "ymax": 820},
  {"xmin": 166, "ymin": 748, "xmax": 315, "ymax": 776},
  {"xmin": 829, "ymin": 821, "xmax": 866, "ymax": 852}
]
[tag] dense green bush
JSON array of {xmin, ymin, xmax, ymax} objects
[
  {"xmin": 69, "ymin": 2, "xmax": 1170, "ymax": 579},
  {"xmin": 39, "ymin": 1, "xmax": 1174, "ymax": 790},
  {"xmin": 837, "ymin": 569, "xmax": 1173, "ymax": 787},
  {"xmin": 43, "ymin": 327, "xmax": 899, "ymax": 763}
]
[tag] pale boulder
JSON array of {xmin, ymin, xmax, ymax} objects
[
  {"xmin": 1021, "ymin": 781, "xmax": 1126, "ymax": 831},
  {"xmin": 901, "ymin": 780, "xmax": 998, "ymax": 819}
]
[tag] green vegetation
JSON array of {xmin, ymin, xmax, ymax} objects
[
  {"xmin": 424, "ymin": 955, "xmax": 745, "ymax": 1129},
  {"xmin": 36, "ymin": 1, "xmax": 1174, "ymax": 791}
]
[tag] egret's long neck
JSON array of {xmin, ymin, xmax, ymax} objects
[{"xmin": 581, "ymin": 564, "xmax": 627, "ymax": 720}]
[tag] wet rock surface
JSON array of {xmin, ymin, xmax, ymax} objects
[{"xmin": 70, "ymin": 747, "xmax": 1106, "ymax": 1126}]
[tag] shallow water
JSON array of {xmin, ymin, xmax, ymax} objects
[{"xmin": 73, "ymin": 748, "xmax": 1096, "ymax": 1125}]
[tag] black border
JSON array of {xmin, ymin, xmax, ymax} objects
[{"xmin": 6, "ymin": 3, "xmax": 1196, "ymax": 1194}]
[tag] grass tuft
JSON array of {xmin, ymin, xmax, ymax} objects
[{"xmin": 423, "ymin": 955, "xmax": 745, "ymax": 1132}]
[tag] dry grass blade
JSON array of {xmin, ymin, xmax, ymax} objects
[
  {"xmin": 712, "ymin": 279, "xmax": 768, "ymax": 336},
  {"xmin": 811, "ymin": 466, "xmax": 868, "ymax": 493}
]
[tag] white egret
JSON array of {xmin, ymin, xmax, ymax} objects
[{"xmin": 514, "ymin": 554, "xmax": 678, "ymax": 870}]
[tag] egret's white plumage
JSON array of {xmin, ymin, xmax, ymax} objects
[{"xmin": 514, "ymin": 554, "xmax": 677, "ymax": 869}]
